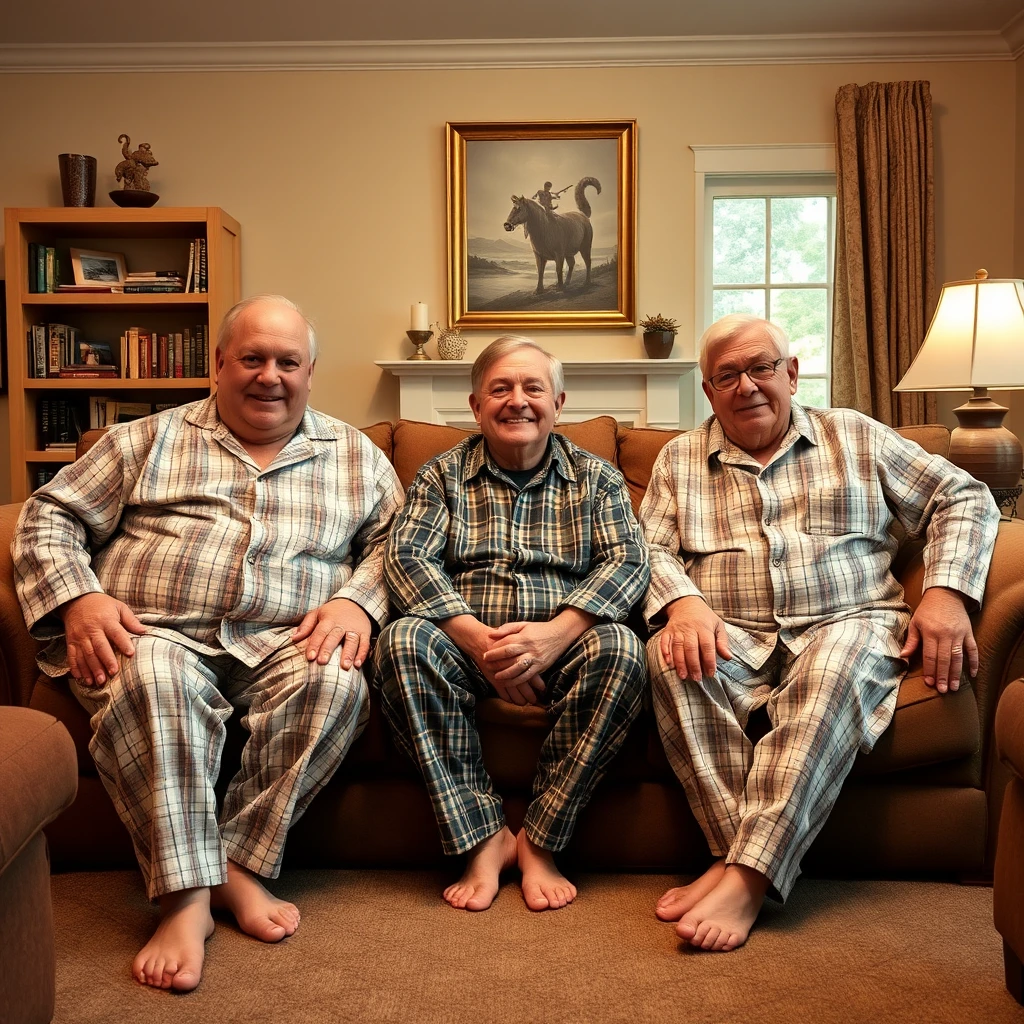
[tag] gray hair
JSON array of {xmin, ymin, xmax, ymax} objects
[
  {"xmin": 217, "ymin": 294, "xmax": 319, "ymax": 363},
  {"xmin": 697, "ymin": 314, "xmax": 790, "ymax": 377},
  {"xmin": 471, "ymin": 335, "xmax": 564, "ymax": 397}
]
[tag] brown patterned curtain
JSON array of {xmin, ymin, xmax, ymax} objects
[{"xmin": 832, "ymin": 81, "xmax": 936, "ymax": 426}]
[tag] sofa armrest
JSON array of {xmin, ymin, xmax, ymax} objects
[
  {"xmin": 997, "ymin": 679, "xmax": 1024, "ymax": 781},
  {"xmin": 0, "ymin": 707, "xmax": 77, "ymax": 877},
  {"xmin": 0, "ymin": 503, "xmax": 42, "ymax": 708}
]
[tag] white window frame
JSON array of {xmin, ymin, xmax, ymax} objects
[{"xmin": 691, "ymin": 145, "xmax": 836, "ymax": 420}]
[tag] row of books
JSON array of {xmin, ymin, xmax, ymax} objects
[
  {"xmin": 25, "ymin": 240, "xmax": 208, "ymax": 293},
  {"xmin": 37, "ymin": 398, "xmax": 85, "ymax": 448},
  {"xmin": 89, "ymin": 398, "xmax": 180, "ymax": 429},
  {"xmin": 27, "ymin": 245, "xmax": 60, "ymax": 293},
  {"xmin": 184, "ymin": 238, "xmax": 208, "ymax": 293},
  {"xmin": 122, "ymin": 271, "xmax": 186, "ymax": 295},
  {"xmin": 37, "ymin": 397, "xmax": 180, "ymax": 448},
  {"xmin": 28, "ymin": 322, "xmax": 210, "ymax": 379},
  {"xmin": 122, "ymin": 325, "xmax": 210, "ymax": 379}
]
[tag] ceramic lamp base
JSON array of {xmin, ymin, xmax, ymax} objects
[{"xmin": 949, "ymin": 393, "xmax": 1023, "ymax": 490}]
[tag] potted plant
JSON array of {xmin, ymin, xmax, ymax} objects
[{"xmin": 639, "ymin": 313, "xmax": 680, "ymax": 359}]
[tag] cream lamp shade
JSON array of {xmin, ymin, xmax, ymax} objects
[{"xmin": 894, "ymin": 269, "xmax": 1024, "ymax": 491}]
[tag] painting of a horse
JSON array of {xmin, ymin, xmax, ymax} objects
[{"xmin": 503, "ymin": 177, "xmax": 601, "ymax": 294}]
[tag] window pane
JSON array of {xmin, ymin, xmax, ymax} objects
[
  {"xmin": 771, "ymin": 289, "xmax": 827, "ymax": 373},
  {"xmin": 713, "ymin": 289, "xmax": 765, "ymax": 321},
  {"xmin": 713, "ymin": 198, "xmax": 766, "ymax": 284},
  {"xmin": 770, "ymin": 198, "xmax": 828, "ymax": 283},
  {"xmin": 796, "ymin": 377, "xmax": 828, "ymax": 408}
]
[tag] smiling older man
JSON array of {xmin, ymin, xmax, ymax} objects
[
  {"xmin": 12, "ymin": 295, "xmax": 403, "ymax": 991},
  {"xmin": 640, "ymin": 313, "xmax": 999, "ymax": 952},
  {"xmin": 373, "ymin": 335, "xmax": 648, "ymax": 912}
]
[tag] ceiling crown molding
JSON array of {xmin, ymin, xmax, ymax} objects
[
  {"xmin": 0, "ymin": 32, "xmax": 1014, "ymax": 73},
  {"xmin": 1002, "ymin": 10, "xmax": 1024, "ymax": 57}
]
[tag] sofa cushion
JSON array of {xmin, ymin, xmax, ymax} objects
[
  {"xmin": 360, "ymin": 421, "xmax": 393, "ymax": 461},
  {"xmin": 391, "ymin": 420, "xmax": 473, "ymax": 490},
  {"xmin": 616, "ymin": 425, "xmax": 682, "ymax": 514},
  {"xmin": 390, "ymin": 416, "xmax": 622, "ymax": 492},
  {"xmin": 894, "ymin": 424, "xmax": 951, "ymax": 458},
  {"xmin": 555, "ymin": 416, "xmax": 619, "ymax": 465}
]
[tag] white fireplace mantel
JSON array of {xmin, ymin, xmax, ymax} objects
[{"xmin": 376, "ymin": 359, "xmax": 699, "ymax": 430}]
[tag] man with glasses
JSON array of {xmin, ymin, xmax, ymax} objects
[{"xmin": 639, "ymin": 313, "xmax": 999, "ymax": 952}]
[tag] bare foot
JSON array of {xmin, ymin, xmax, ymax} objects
[
  {"xmin": 444, "ymin": 826, "xmax": 518, "ymax": 911},
  {"xmin": 517, "ymin": 829, "xmax": 576, "ymax": 911},
  {"xmin": 211, "ymin": 861, "xmax": 300, "ymax": 942},
  {"xmin": 132, "ymin": 887, "xmax": 214, "ymax": 992},
  {"xmin": 655, "ymin": 859, "xmax": 727, "ymax": 921},
  {"xmin": 676, "ymin": 864, "xmax": 769, "ymax": 951}
]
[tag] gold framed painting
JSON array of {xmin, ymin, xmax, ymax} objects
[{"xmin": 446, "ymin": 120, "xmax": 637, "ymax": 330}]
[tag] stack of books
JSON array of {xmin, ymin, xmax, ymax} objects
[{"xmin": 123, "ymin": 270, "xmax": 184, "ymax": 294}]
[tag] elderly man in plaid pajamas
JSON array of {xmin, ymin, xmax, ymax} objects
[
  {"xmin": 374, "ymin": 336, "xmax": 649, "ymax": 912},
  {"xmin": 640, "ymin": 313, "xmax": 999, "ymax": 952},
  {"xmin": 13, "ymin": 295, "xmax": 403, "ymax": 992}
]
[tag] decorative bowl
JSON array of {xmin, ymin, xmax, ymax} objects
[{"xmin": 109, "ymin": 189, "xmax": 160, "ymax": 208}]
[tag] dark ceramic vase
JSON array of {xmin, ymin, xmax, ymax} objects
[{"xmin": 643, "ymin": 330, "xmax": 676, "ymax": 359}]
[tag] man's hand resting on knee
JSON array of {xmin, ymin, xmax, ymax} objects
[
  {"xmin": 293, "ymin": 597, "xmax": 372, "ymax": 670},
  {"xmin": 59, "ymin": 592, "xmax": 147, "ymax": 687},
  {"xmin": 660, "ymin": 596, "xmax": 732, "ymax": 682}
]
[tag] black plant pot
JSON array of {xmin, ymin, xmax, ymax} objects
[{"xmin": 643, "ymin": 330, "xmax": 676, "ymax": 359}]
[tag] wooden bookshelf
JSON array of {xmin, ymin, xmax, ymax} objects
[{"xmin": 3, "ymin": 207, "xmax": 241, "ymax": 500}]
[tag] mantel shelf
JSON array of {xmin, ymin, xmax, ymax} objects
[{"xmin": 376, "ymin": 359, "xmax": 699, "ymax": 429}]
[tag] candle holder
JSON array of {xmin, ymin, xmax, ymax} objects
[{"xmin": 406, "ymin": 329, "xmax": 433, "ymax": 361}]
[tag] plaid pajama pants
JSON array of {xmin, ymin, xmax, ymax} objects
[
  {"xmin": 73, "ymin": 630, "xmax": 369, "ymax": 899},
  {"xmin": 648, "ymin": 616, "xmax": 903, "ymax": 900},
  {"xmin": 373, "ymin": 618, "xmax": 646, "ymax": 855}
]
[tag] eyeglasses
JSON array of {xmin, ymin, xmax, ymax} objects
[{"xmin": 706, "ymin": 357, "xmax": 786, "ymax": 393}]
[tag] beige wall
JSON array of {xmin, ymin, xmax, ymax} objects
[{"xmin": 0, "ymin": 59, "xmax": 1018, "ymax": 501}]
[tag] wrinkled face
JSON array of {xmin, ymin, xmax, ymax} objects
[
  {"xmin": 702, "ymin": 323, "xmax": 798, "ymax": 462},
  {"xmin": 215, "ymin": 300, "xmax": 314, "ymax": 449},
  {"xmin": 469, "ymin": 348, "xmax": 565, "ymax": 470}
]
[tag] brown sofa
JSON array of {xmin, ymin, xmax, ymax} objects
[
  {"xmin": 995, "ymin": 678, "xmax": 1024, "ymax": 1003},
  {"xmin": 0, "ymin": 705, "xmax": 77, "ymax": 1024},
  {"xmin": 3, "ymin": 415, "xmax": 1024, "ymax": 887}
]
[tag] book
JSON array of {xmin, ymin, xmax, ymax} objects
[
  {"xmin": 199, "ymin": 238, "xmax": 208, "ymax": 293},
  {"xmin": 35, "ymin": 245, "xmax": 46, "ymax": 293},
  {"xmin": 44, "ymin": 247, "xmax": 56, "ymax": 293},
  {"xmin": 173, "ymin": 331, "xmax": 184, "ymax": 378},
  {"xmin": 47, "ymin": 324, "xmax": 62, "ymax": 376},
  {"xmin": 127, "ymin": 327, "xmax": 140, "ymax": 379},
  {"xmin": 125, "ymin": 271, "xmax": 181, "ymax": 279},
  {"xmin": 30, "ymin": 324, "xmax": 46, "ymax": 378},
  {"xmin": 58, "ymin": 364, "xmax": 119, "ymax": 379},
  {"xmin": 184, "ymin": 242, "xmax": 195, "ymax": 293},
  {"xmin": 56, "ymin": 284, "xmax": 114, "ymax": 293},
  {"xmin": 122, "ymin": 284, "xmax": 185, "ymax": 293}
]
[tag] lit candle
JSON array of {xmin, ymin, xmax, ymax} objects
[{"xmin": 410, "ymin": 302, "xmax": 429, "ymax": 332}]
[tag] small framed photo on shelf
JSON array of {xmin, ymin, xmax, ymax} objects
[{"xmin": 70, "ymin": 248, "xmax": 126, "ymax": 286}]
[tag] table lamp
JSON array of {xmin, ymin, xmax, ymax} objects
[{"xmin": 894, "ymin": 269, "xmax": 1024, "ymax": 501}]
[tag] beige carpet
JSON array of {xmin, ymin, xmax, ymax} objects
[{"xmin": 50, "ymin": 870, "xmax": 1021, "ymax": 1024}]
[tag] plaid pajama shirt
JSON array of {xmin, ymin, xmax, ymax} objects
[
  {"xmin": 640, "ymin": 403, "xmax": 999, "ymax": 900},
  {"xmin": 13, "ymin": 396, "xmax": 403, "ymax": 897},
  {"xmin": 373, "ymin": 433, "xmax": 649, "ymax": 854}
]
